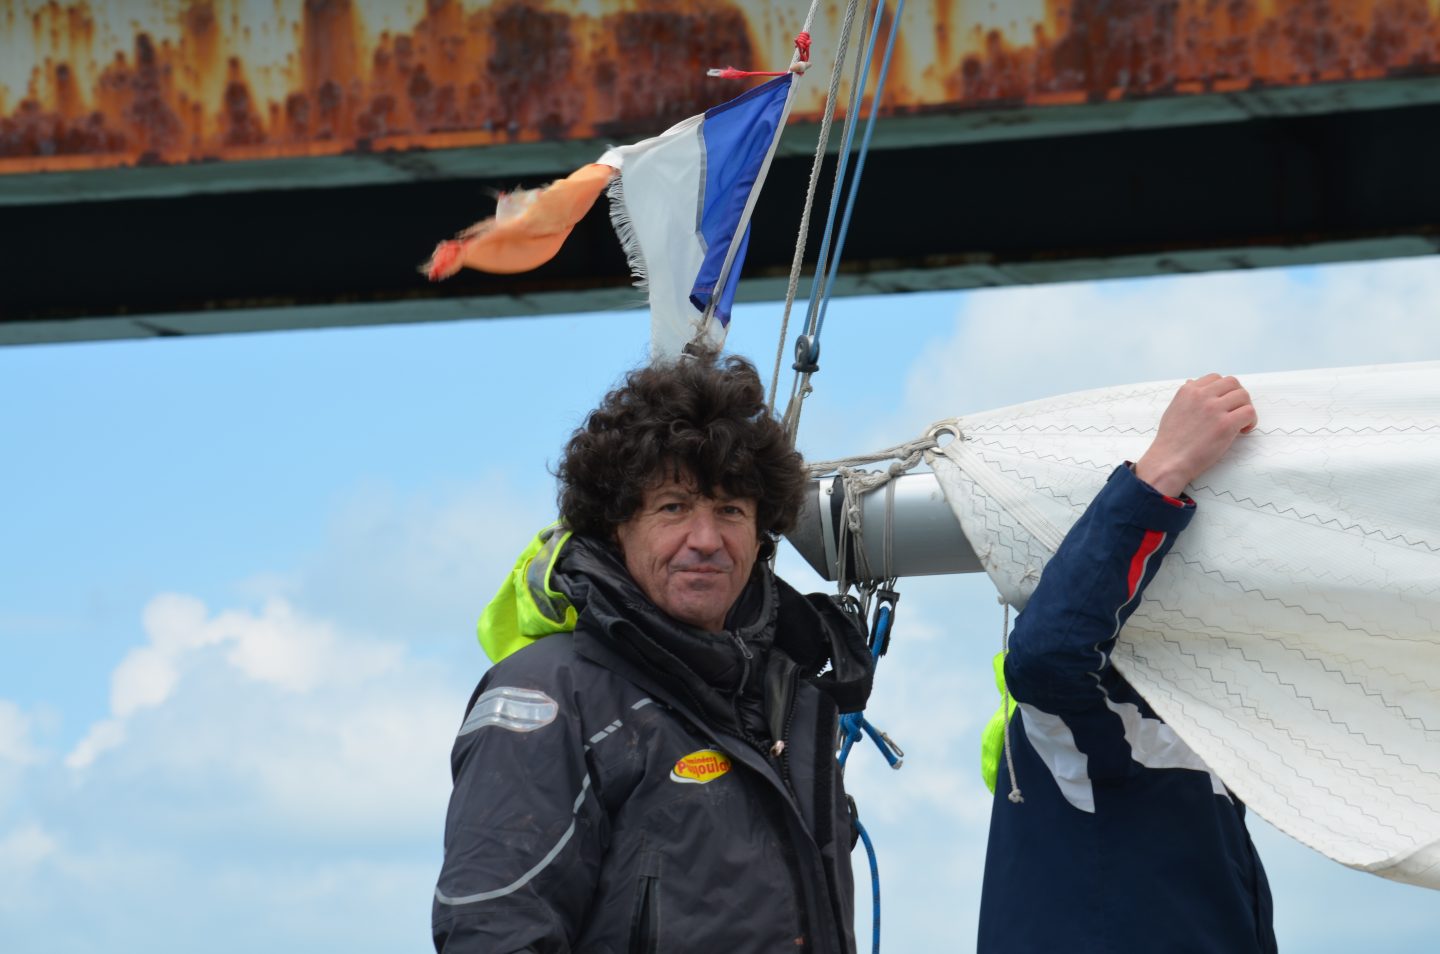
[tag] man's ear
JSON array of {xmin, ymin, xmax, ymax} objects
[
  {"xmin": 613, "ymin": 518, "xmax": 631, "ymax": 558},
  {"xmin": 756, "ymin": 531, "xmax": 776, "ymax": 563}
]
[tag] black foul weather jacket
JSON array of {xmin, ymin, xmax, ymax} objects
[{"xmin": 432, "ymin": 535, "xmax": 875, "ymax": 954}]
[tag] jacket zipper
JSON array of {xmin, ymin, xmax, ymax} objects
[
  {"xmin": 628, "ymin": 873, "xmax": 658, "ymax": 954},
  {"xmin": 727, "ymin": 631, "xmax": 772, "ymax": 758},
  {"xmin": 777, "ymin": 666, "xmax": 800, "ymax": 789}
]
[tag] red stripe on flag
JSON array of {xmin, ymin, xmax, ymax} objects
[{"xmin": 1127, "ymin": 530, "xmax": 1167, "ymax": 597}]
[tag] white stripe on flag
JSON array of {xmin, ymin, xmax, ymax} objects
[{"xmin": 600, "ymin": 116, "xmax": 723, "ymax": 359}]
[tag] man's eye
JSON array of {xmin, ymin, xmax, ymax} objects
[{"xmin": 659, "ymin": 502, "xmax": 684, "ymax": 513}]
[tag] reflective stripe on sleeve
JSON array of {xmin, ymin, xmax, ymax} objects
[
  {"xmin": 435, "ymin": 774, "xmax": 593, "ymax": 906},
  {"xmin": 458, "ymin": 686, "xmax": 559, "ymax": 736}
]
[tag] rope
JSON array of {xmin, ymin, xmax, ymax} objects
[
  {"xmin": 707, "ymin": 30, "xmax": 813, "ymax": 78},
  {"xmin": 1001, "ymin": 600, "xmax": 1024, "ymax": 804},
  {"xmin": 810, "ymin": 0, "xmax": 906, "ymax": 343},
  {"xmin": 778, "ymin": 0, "xmax": 881, "ymax": 434},
  {"xmin": 802, "ymin": 0, "xmax": 887, "ymax": 345},
  {"xmin": 856, "ymin": 819, "xmax": 881, "ymax": 954},
  {"xmin": 807, "ymin": 429, "xmax": 939, "ymax": 587},
  {"xmin": 778, "ymin": 0, "xmax": 906, "ymax": 443},
  {"xmin": 767, "ymin": 0, "xmax": 866, "ymax": 413},
  {"xmin": 837, "ymin": 594, "xmax": 901, "ymax": 954},
  {"xmin": 806, "ymin": 432, "xmax": 940, "ymax": 478},
  {"xmin": 838, "ymin": 600, "xmax": 903, "ymax": 769}
]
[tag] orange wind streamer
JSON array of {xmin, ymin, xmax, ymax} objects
[{"xmin": 423, "ymin": 162, "xmax": 617, "ymax": 279}]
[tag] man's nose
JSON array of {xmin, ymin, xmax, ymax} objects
[{"xmin": 684, "ymin": 508, "xmax": 723, "ymax": 552}]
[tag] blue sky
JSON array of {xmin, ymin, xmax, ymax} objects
[{"xmin": 3, "ymin": 258, "xmax": 1440, "ymax": 951}]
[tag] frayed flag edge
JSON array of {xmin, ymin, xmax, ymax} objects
[{"xmin": 605, "ymin": 172, "xmax": 649, "ymax": 296}]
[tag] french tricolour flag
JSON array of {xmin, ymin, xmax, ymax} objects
[{"xmin": 599, "ymin": 74, "xmax": 795, "ymax": 358}]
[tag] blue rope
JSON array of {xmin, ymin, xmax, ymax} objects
[
  {"xmin": 856, "ymin": 818, "xmax": 881, "ymax": 953},
  {"xmin": 837, "ymin": 597, "xmax": 901, "ymax": 954},
  {"xmin": 812, "ymin": 0, "xmax": 907, "ymax": 343},
  {"xmin": 800, "ymin": 0, "xmax": 888, "ymax": 343}
]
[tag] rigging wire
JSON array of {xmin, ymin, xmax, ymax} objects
[
  {"xmin": 767, "ymin": 0, "xmax": 869, "ymax": 413},
  {"xmin": 778, "ymin": 0, "xmax": 908, "ymax": 443},
  {"xmin": 788, "ymin": 0, "xmax": 883, "ymax": 371},
  {"xmin": 808, "ymin": 0, "xmax": 906, "ymax": 346}
]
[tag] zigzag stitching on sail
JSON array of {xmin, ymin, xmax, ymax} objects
[
  {"xmin": 1136, "ymin": 608, "xmax": 1439, "ymax": 736},
  {"xmin": 1187, "ymin": 484, "xmax": 1440, "ymax": 552},
  {"xmin": 1134, "ymin": 610, "xmax": 1439, "ymax": 783},
  {"xmin": 1168, "ymin": 555, "xmax": 1432, "ymax": 646},
  {"xmin": 1249, "ymin": 423, "xmax": 1440, "ymax": 436},
  {"xmin": 1120, "ymin": 664, "xmax": 1420, "ymax": 851},
  {"xmin": 1122, "ymin": 642, "xmax": 1425, "ymax": 839},
  {"xmin": 966, "ymin": 439, "xmax": 1116, "ymax": 472},
  {"xmin": 968, "ymin": 422, "xmax": 1154, "ymax": 436}
]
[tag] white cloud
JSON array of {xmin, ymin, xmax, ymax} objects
[
  {"xmin": 67, "ymin": 595, "xmax": 411, "ymax": 771},
  {"xmin": 110, "ymin": 646, "xmax": 180, "ymax": 717},
  {"xmin": 0, "ymin": 700, "xmax": 38, "ymax": 766},
  {"xmin": 891, "ymin": 257, "xmax": 1440, "ymax": 437},
  {"xmin": 16, "ymin": 586, "xmax": 465, "ymax": 949},
  {"xmin": 64, "ymin": 718, "xmax": 125, "ymax": 770},
  {"xmin": 245, "ymin": 476, "xmax": 556, "ymax": 649},
  {"xmin": 0, "ymin": 823, "xmax": 60, "ymax": 916},
  {"xmin": 0, "ymin": 822, "xmax": 57, "ymax": 870},
  {"xmin": 0, "ymin": 700, "xmax": 45, "ymax": 815}
]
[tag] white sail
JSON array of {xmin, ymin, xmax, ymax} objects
[{"xmin": 927, "ymin": 361, "xmax": 1440, "ymax": 889}]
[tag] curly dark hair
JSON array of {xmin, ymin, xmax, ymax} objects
[{"xmin": 557, "ymin": 353, "xmax": 807, "ymax": 558}]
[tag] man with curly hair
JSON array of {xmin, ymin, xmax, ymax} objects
[{"xmin": 432, "ymin": 353, "xmax": 875, "ymax": 953}]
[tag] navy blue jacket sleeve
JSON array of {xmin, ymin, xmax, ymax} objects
[{"xmin": 1003, "ymin": 464, "xmax": 1194, "ymax": 714}]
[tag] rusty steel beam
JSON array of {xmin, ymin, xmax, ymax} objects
[{"xmin": 6, "ymin": 0, "xmax": 1440, "ymax": 183}]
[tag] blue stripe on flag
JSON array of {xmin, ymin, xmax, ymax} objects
[{"xmin": 688, "ymin": 74, "xmax": 793, "ymax": 327}]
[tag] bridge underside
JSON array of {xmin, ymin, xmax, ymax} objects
[
  {"xmin": 8, "ymin": 91, "xmax": 1439, "ymax": 347},
  {"xmin": 6, "ymin": 0, "xmax": 1440, "ymax": 345}
]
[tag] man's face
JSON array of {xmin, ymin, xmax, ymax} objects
[{"xmin": 614, "ymin": 474, "xmax": 761, "ymax": 634}]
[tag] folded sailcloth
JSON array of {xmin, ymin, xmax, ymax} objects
[{"xmin": 927, "ymin": 360, "xmax": 1440, "ymax": 888}]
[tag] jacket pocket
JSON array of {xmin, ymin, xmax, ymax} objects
[{"xmin": 628, "ymin": 873, "xmax": 659, "ymax": 954}]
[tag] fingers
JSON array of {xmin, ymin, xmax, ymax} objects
[
  {"xmin": 1233, "ymin": 403, "xmax": 1259, "ymax": 434},
  {"xmin": 1214, "ymin": 377, "xmax": 1258, "ymax": 433},
  {"xmin": 1197, "ymin": 374, "xmax": 1259, "ymax": 432},
  {"xmin": 1133, "ymin": 372, "xmax": 1257, "ymax": 496}
]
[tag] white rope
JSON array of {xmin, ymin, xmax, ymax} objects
[
  {"xmin": 1001, "ymin": 599, "xmax": 1024, "ymax": 804},
  {"xmin": 778, "ymin": 0, "xmax": 882, "ymax": 442},
  {"xmin": 807, "ymin": 0, "xmax": 880, "ymax": 330},
  {"xmin": 806, "ymin": 431, "xmax": 940, "ymax": 480},
  {"xmin": 809, "ymin": 429, "xmax": 938, "ymax": 587},
  {"xmin": 767, "ymin": 0, "xmax": 866, "ymax": 413}
]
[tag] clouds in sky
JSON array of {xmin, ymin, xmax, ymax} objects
[
  {"xmin": 0, "ymin": 483, "xmax": 549, "ymax": 950},
  {"xmin": 64, "ymin": 594, "xmax": 406, "ymax": 770},
  {"xmin": 895, "ymin": 256, "xmax": 1440, "ymax": 436},
  {"xmin": 279, "ymin": 475, "xmax": 554, "ymax": 649},
  {"xmin": 1, "ymin": 590, "xmax": 466, "ymax": 950},
  {"xmin": 0, "ymin": 700, "xmax": 37, "ymax": 767}
]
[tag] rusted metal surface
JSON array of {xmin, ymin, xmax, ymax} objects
[{"xmin": 4, "ymin": 0, "xmax": 1440, "ymax": 176}]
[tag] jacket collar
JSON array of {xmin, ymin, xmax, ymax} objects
[{"xmin": 553, "ymin": 535, "xmax": 874, "ymax": 733}]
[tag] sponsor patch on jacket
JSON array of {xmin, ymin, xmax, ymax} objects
[{"xmin": 670, "ymin": 749, "xmax": 732, "ymax": 784}]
